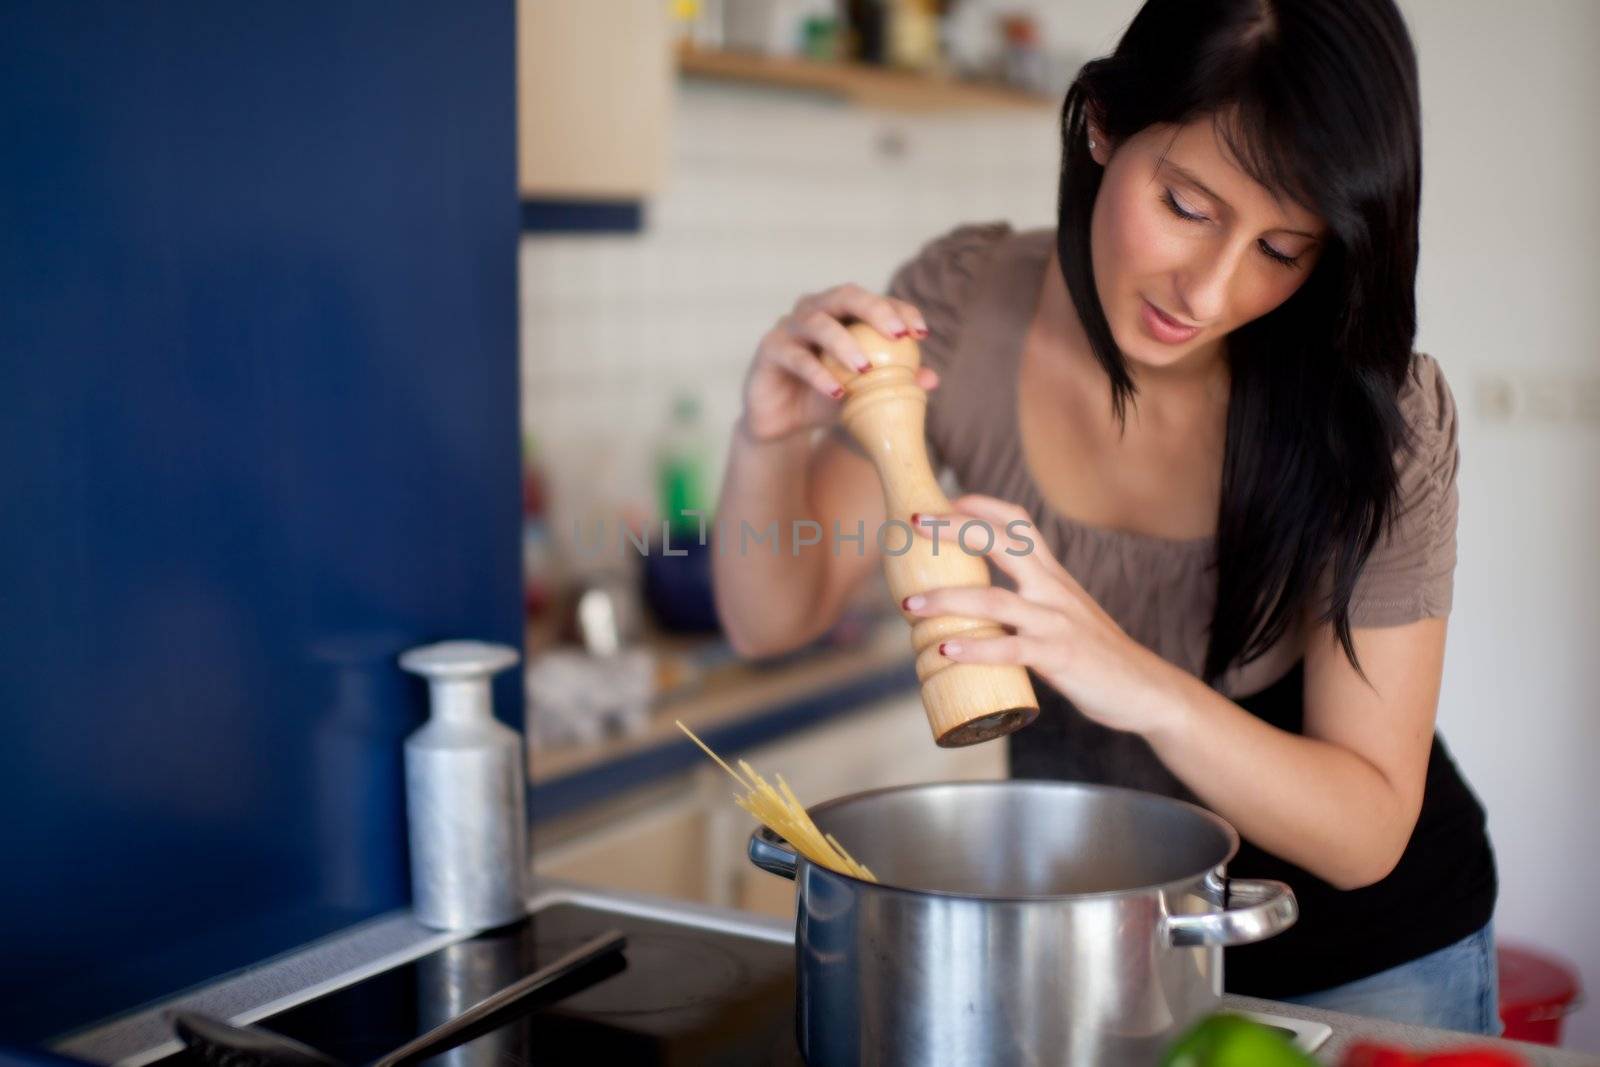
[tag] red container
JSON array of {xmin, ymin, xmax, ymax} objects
[{"xmin": 1497, "ymin": 944, "xmax": 1583, "ymax": 1045}]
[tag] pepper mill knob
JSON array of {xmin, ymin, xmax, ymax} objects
[{"xmin": 821, "ymin": 323, "xmax": 1039, "ymax": 747}]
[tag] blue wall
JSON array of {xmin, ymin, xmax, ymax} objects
[{"xmin": 0, "ymin": 2, "xmax": 522, "ymax": 1043}]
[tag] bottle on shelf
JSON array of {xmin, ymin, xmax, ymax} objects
[
  {"xmin": 645, "ymin": 392, "xmax": 720, "ymax": 633},
  {"xmin": 655, "ymin": 392, "xmax": 713, "ymax": 544}
]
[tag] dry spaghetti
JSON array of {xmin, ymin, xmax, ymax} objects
[{"xmin": 675, "ymin": 720, "xmax": 876, "ymax": 882}]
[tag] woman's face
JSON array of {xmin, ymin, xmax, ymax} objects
[{"xmin": 1088, "ymin": 113, "xmax": 1327, "ymax": 372}]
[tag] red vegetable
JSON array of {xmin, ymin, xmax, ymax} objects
[{"xmin": 1341, "ymin": 1042, "xmax": 1527, "ymax": 1067}]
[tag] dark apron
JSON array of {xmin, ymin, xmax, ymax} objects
[{"xmin": 1007, "ymin": 663, "xmax": 1498, "ymax": 997}]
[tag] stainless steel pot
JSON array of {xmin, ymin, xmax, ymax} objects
[{"xmin": 747, "ymin": 780, "xmax": 1297, "ymax": 1067}]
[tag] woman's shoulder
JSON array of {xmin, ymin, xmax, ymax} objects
[
  {"xmin": 886, "ymin": 223, "xmax": 1054, "ymax": 362},
  {"xmin": 900, "ymin": 219, "xmax": 1018, "ymax": 266},
  {"xmin": 1392, "ymin": 351, "xmax": 1460, "ymax": 506},
  {"xmin": 1337, "ymin": 351, "xmax": 1461, "ymax": 627},
  {"xmin": 1397, "ymin": 351, "xmax": 1458, "ymax": 448},
  {"xmin": 887, "ymin": 221, "xmax": 1028, "ymax": 310}
]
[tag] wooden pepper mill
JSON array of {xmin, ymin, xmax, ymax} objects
[{"xmin": 823, "ymin": 322, "xmax": 1039, "ymax": 747}]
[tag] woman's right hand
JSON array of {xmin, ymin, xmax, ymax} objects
[{"xmin": 739, "ymin": 283, "xmax": 939, "ymax": 443}]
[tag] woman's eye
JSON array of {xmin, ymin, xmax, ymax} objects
[
  {"xmin": 1165, "ymin": 188, "xmax": 1305, "ymax": 270},
  {"xmin": 1162, "ymin": 189, "xmax": 1205, "ymax": 222},
  {"xmin": 1259, "ymin": 240, "xmax": 1303, "ymax": 269}
]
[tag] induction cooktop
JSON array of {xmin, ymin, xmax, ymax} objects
[
  {"xmin": 150, "ymin": 899, "xmax": 799, "ymax": 1067},
  {"xmin": 145, "ymin": 893, "xmax": 1329, "ymax": 1067}
]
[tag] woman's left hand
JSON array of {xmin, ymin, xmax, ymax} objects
[{"xmin": 902, "ymin": 493, "xmax": 1186, "ymax": 738}]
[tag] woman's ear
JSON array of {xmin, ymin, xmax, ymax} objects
[
  {"xmin": 1087, "ymin": 122, "xmax": 1112, "ymax": 167},
  {"xmin": 1088, "ymin": 122, "xmax": 1113, "ymax": 167},
  {"xmin": 1085, "ymin": 101, "xmax": 1113, "ymax": 166}
]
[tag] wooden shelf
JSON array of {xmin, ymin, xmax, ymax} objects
[{"xmin": 677, "ymin": 45, "xmax": 1053, "ymax": 112}]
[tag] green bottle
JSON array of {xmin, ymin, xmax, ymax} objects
[{"xmin": 656, "ymin": 393, "xmax": 711, "ymax": 544}]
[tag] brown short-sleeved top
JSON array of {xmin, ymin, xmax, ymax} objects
[{"xmin": 836, "ymin": 223, "xmax": 1461, "ymax": 697}]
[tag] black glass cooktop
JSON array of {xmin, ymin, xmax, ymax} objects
[{"xmin": 153, "ymin": 902, "xmax": 803, "ymax": 1067}]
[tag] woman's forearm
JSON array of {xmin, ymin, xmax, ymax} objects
[
  {"xmin": 893, "ymin": 494, "xmax": 1432, "ymax": 892},
  {"xmin": 1143, "ymin": 672, "xmax": 1415, "ymax": 890},
  {"xmin": 710, "ymin": 417, "xmax": 833, "ymax": 656}
]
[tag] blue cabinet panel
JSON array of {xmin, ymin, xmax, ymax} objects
[{"xmin": 0, "ymin": 1, "xmax": 522, "ymax": 1043}]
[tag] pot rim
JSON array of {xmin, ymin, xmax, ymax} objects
[{"xmin": 775, "ymin": 779, "xmax": 1243, "ymax": 903}]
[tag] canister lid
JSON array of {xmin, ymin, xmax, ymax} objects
[{"xmin": 399, "ymin": 640, "xmax": 520, "ymax": 679}]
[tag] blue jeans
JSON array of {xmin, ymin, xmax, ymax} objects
[{"xmin": 1279, "ymin": 921, "xmax": 1502, "ymax": 1035}]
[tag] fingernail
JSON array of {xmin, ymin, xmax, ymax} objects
[
  {"xmin": 913, "ymin": 326, "xmax": 929, "ymax": 338},
  {"xmin": 830, "ymin": 385, "xmax": 845, "ymax": 399},
  {"xmin": 909, "ymin": 512, "xmax": 923, "ymax": 526},
  {"xmin": 940, "ymin": 641, "xmax": 961, "ymax": 656},
  {"xmin": 892, "ymin": 328, "xmax": 909, "ymax": 339},
  {"xmin": 902, "ymin": 594, "xmax": 925, "ymax": 611}
]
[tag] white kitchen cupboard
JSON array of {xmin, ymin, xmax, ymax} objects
[
  {"xmin": 532, "ymin": 690, "xmax": 1006, "ymax": 917},
  {"xmin": 532, "ymin": 772, "xmax": 712, "ymax": 901},
  {"xmin": 516, "ymin": 0, "xmax": 673, "ymax": 198}
]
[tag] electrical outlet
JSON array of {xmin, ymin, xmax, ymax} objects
[
  {"xmin": 1476, "ymin": 371, "xmax": 1600, "ymax": 426},
  {"xmin": 1477, "ymin": 374, "xmax": 1518, "ymax": 424},
  {"xmin": 1574, "ymin": 376, "xmax": 1600, "ymax": 424},
  {"xmin": 1524, "ymin": 377, "xmax": 1569, "ymax": 423}
]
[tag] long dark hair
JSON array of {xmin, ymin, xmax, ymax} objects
[{"xmin": 1057, "ymin": 0, "xmax": 1422, "ymax": 682}]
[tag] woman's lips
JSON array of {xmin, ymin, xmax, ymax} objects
[{"xmin": 1139, "ymin": 298, "xmax": 1201, "ymax": 344}]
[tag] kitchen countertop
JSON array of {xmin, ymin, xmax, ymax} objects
[
  {"xmin": 1228, "ymin": 991, "xmax": 1596, "ymax": 1063},
  {"xmin": 57, "ymin": 880, "xmax": 1597, "ymax": 1067},
  {"xmin": 528, "ymin": 613, "xmax": 919, "ymax": 822}
]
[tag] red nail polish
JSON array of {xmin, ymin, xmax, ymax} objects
[
  {"xmin": 913, "ymin": 327, "xmax": 929, "ymax": 338},
  {"xmin": 831, "ymin": 385, "xmax": 845, "ymax": 399},
  {"xmin": 909, "ymin": 512, "xmax": 922, "ymax": 526},
  {"xmin": 893, "ymin": 329, "xmax": 909, "ymax": 339},
  {"xmin": 938, "ymin": 642, "xmax": 949, "ymax": 655}
]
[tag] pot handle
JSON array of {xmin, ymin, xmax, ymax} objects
[
  {"xmin": 1164, "ymin": 878, "xmax": 1297, "ymax": 948},
  {"xmin": 748, "ymin": 828, "xmax": 799, "ymax": 880}
]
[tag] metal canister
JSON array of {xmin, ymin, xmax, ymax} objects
[{"xmin": 399, "ymin": 640, "xmax": 527, "ymax": 931}]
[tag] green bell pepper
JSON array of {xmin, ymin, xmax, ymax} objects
[{"xmin": 1162, "ymin": 1013, "xmax": 1321, "ymax": 1067}]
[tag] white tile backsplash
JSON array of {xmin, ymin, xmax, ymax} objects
[{"xmin": 520, "ymin": 81, "xmax": 1058, "ymax": 574}]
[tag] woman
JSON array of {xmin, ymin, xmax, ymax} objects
[{"xmin": 710, "ymin": 0, "xmax": 1499, "ymax": 1034}]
